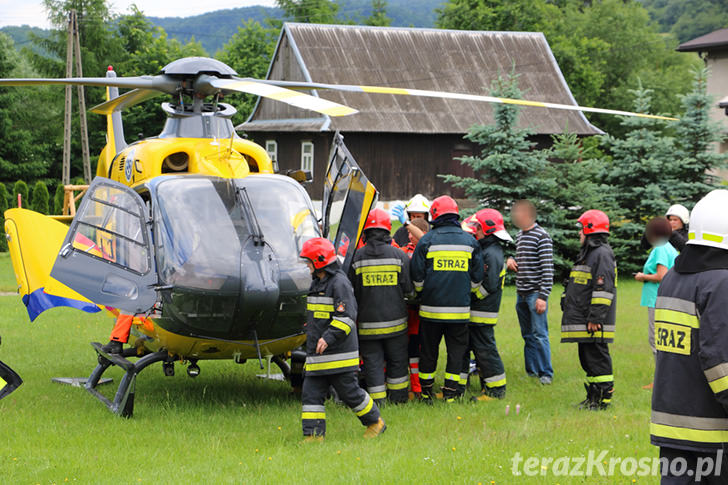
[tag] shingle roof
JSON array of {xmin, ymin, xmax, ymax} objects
[
  {"xmin": 677, "ymin": 28, "xmax": 728, "ymax": 52},
  {"xmin": 239, "ymin": 23, "xmax": 602, "ymax": 135}
]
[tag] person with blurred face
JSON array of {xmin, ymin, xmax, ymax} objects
[
  {"xmin": 506, "ymin": 200, "xmax": 554, "ymax": 385},
  {"xmin": 635, "ymin": 217, "xmax": 678, "ymax": 390}
]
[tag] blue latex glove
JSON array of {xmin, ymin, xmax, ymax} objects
[{"xmin": 391, "ymin": 203, "xmax": 407, "ymax": 225}]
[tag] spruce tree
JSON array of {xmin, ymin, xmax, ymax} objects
[
  {"xmin": 440, "ymin": 73, "xmax": 553, "ymax": 216},
  {"xmin": 543, "ymin": 133, "xmax": 611, "ymax": 280},
  {"xmin": 600, "ymin": 83, "xmax": 675, "ymax": 273},
  {"xmin": 31, "ymin": 181, "xmax": 50, "ymax": 215}
]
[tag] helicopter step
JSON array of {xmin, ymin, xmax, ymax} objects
[{"xmin": 82, "ymin": 342, "xmax": 174, "ymax": 418}]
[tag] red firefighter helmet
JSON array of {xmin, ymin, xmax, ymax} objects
[
  {"xmin": 430, "ymin": 195, "xmax": 459, "ymax": 219},
  {"xmin": 578, "ymin": 210, "xmax": 610, "ymax": 235},
  {"xmin": 462, "ymin": 215, "xmax": 477, "ymax": 234},
  {"xmin": 472, "ymin": 208, "xmax": 513, "ymax": 242},
  {"xmin": 363, "ymin": 208, "xmax": 392, "ymax": 232},
  {"xmin": 300, "ymin": 237, "xmax": 337, "ymax": 269}
]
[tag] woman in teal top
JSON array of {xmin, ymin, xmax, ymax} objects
[{"xmin": 634, "ymin": 217, "xmax": 678, "ymax": 389}]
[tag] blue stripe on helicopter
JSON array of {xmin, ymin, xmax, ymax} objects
[{"xmin": 22, "ymin": 288, "xmax": 101, "ymax": 322}]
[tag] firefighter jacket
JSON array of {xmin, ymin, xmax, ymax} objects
[
  {"xmin": 651, "ymin": 246, "xmax": 728, "ymax": 452},
  {"xmin": 560, "ymin": 235, "xmax": 617, "ymax": 343},
  {"xmin": 304, "ymin": 265, "xmax": 360, "ymax": 376},
  {"xmin": 349, "ymin": 230, "xmax": 414, "ymax": 340},
  {"xmin": 470, "ymin": 236, "xmax": 505, "ymax": 325},
  {"xmin": 411, "ymin": 219, "xmax": 484, "ymax": 324}
]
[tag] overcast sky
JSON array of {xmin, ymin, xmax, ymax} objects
[{"xmin": 0, "ymin": 0, "xmax": 277, "ymax": 28}]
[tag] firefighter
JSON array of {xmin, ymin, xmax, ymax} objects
[
  {"xmin": 411, "ymin": 196, "xmax": 484, "ymax": 403},
  {"xmin": 349, "ymin": 208, "xmax": 414, "ymax": 406},
  {"xmin": 391, "ymin": 194, "xmax": 431, "ymax": 247},
  {"xmin": 561, "ymin": 210, "xmax": 617, "ymax": 410},
  {"xmin": 401, "ymin": 217, "xmax": 430, "ymax": 398},
  {"xmin": 462, "ymin": 209, "xmax": 511, "ymax": 401},
  {"xmin": 299, "ymin": 237, "xmax": 385, "ymax": 441},
  {"xmin": 651, "ymin": 189, "xmax": 728, "ymax": 481}
]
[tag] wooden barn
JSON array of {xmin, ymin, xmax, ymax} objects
[{"xmin": 237, "ymin": 23, "xmax": 602, "ymax": 200}]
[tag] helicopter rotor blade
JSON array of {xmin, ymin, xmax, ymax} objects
[
  {"xmin": 0, "ymin": 75, "xmax": 179, "ymax": 93},
  {"xmin": 259, "ymin": 80, "xmax": 678, "ymax": 121},
  {"xmin": 90, "ymin": 88, "xmax": 164, "ymax": 115},
  {"xmin": 207, "ymin": 77, "xmax": 358, "ymax": 117}
]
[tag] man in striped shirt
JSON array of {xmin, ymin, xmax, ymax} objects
[{"xmin": 506, "ymin": 200, "xmax": 555, "ymax": 385}]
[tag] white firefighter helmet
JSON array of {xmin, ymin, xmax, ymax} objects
[
  {"xmin": 405, "ymin": 194, "xmax": 430, "ymax": 216},
  {"xmin": 687, "ymin": 190, "xmax": 728, "ymax": 251},
  {"xmin": 666, "ymin": 204, "xmax": 690, "ymax": 226}
]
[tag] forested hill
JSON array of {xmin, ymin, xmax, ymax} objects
[{"xmin": 148, "ymin": 0, "xmax": 440, "ymax": 54}]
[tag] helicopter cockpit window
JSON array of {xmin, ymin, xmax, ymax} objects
[
  {"xmin": 323, "ymin": 155, "xmax": 353, "ymax": 250},
  {"xmin": 234, "ymin": 176, "xmax": 320, "ymax": 262},
  {"xmin": 154, "ymin": 178, "xmax": 244, "ymax": 291},
  {"xmin": 72, "ymin": 185, "xmax": 150, "ymax": 274}
]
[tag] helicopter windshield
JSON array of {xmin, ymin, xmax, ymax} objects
[
  {"xmin": 153, "ymin": 175, "xmax": 319, "ymax": 291},
  {"xmin": 154, "ymin": 177, "xmax": 245, "ymax": 291},
  {"xmin": 234, "ymin": 175, "xmax": 320, "ymax": 263}
]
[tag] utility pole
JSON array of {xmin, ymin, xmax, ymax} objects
[{"xmin": 62, "ymin": 10, "xmax": 92, "ymax": 185}]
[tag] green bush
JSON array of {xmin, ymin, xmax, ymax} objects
[
  {"xmin": 12, "ymin": 180, "xmax": 28, "ymax": 209},
  {"xmin": 31, "ymin": 181, "xmax": 50, "ymax": 215}
]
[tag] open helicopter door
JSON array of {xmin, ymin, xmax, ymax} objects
[
  {"xmin": 321, "ymin": 133, "xmax": 378, "ymax": 273},
  {"xmin": 50, "ymin": 178, "xmax": 158, "ymax": 314}
]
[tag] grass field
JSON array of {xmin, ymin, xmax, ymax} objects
[{"xmin": 0, "ymin": 253, "xmax": 658, "ymax": 484}]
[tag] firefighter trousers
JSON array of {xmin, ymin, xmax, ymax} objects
[
  {"xmin": 659, "ymin": 446, "xmax": 728, "ymax": 485},
  {"xmin": 360, "ymin": 334, "xmax": 409, "ymax": 404},
  {"xmin": 578, "ymin": 342, "xmax": 613, "ymax": 395},
  {"xmin": 419, "ymin": 320, "xmax": 468, "ymax": 399},
  {"xmin": 461, "ymin": 324, "xmax": 506, "ymax": 395},
  {"xmin": 301, "ymin": 371, "xmax": 380, "ymax": 437}
]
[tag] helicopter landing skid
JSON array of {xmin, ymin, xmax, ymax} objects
[{"xmin": 83, "ymin": 342, "xmax": 173, "ymax": 418}]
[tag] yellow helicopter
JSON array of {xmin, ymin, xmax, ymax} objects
[{"xmin": 0, "ymin": 56, "xmax": 674, "ymax": 416}]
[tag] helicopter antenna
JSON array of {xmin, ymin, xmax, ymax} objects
[{"xmin": 227, "ymin": 129, "xmax": 235, "ymax": 160}]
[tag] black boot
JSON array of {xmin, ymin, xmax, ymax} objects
[
  {"xmin": 102, "ymin": 340, "xmax": 123, "ymax": 354},
  {"xmin": 591, "ymin": 386, "xmax": 613, "ymax": 411},
  {"xmin": 442, "ymin": 386, "xmax": 461, "ymax": 404},
  {"xmin": 577, "ymin": 383, "xmax": 595, "ymax": 409},
  {"xmin": 420, "ymin": 385, "xmax": 434, "ymax": 405}
]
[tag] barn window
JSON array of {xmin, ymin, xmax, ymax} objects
[
  {"xmin": 301, "ymin": 141, "xmax": 314, "ymax": 175},
  {"xmin": 265, "ymin": 140, "xmax": 279, "ymax": 172}
]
